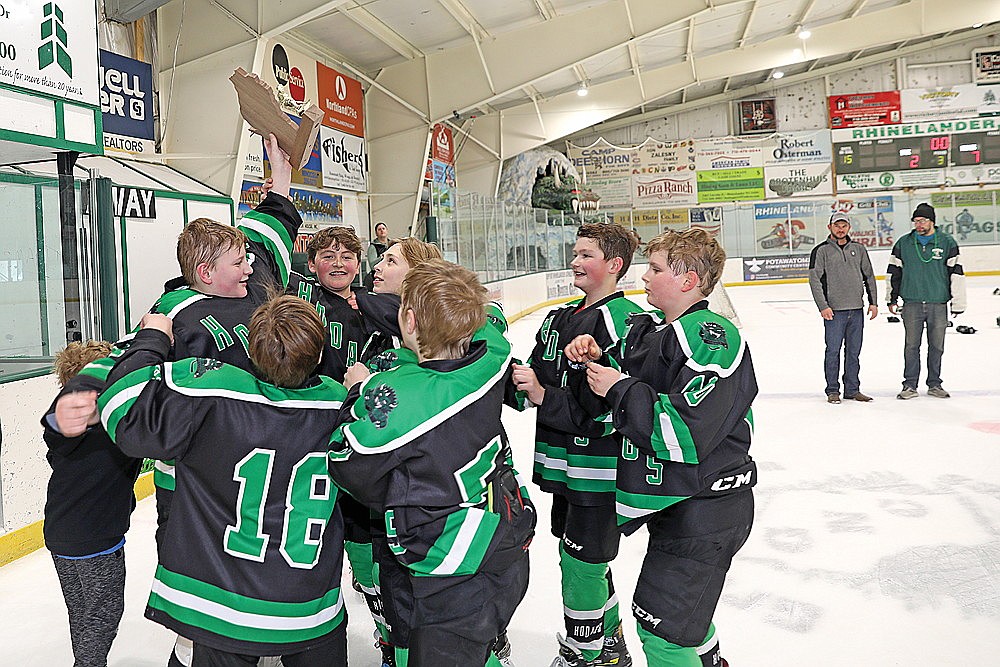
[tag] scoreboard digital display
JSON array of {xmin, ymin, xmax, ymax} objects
[
  {"xmin": 835, "ymin": 135, "xmax": 950, "ymax": 174},
  {"xmin": 952, "ymin": 131, "xmax": 1000, "ymax": 166}
]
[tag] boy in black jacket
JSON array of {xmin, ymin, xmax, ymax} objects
[{"xmin": 44, "ymin": 340, "xmax": 143, "ymax": 667}]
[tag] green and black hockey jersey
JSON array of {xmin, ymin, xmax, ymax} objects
[
  {"xmin": 328, "ymin": 320, "xmax": 533, "ymax": 577},
  {"xmin": 287, "ymin": 273, "xmax": 374, "ymax": 381},
  {"xmin": 98, "ymin": 330, "xmax": 349, "ymax": 656},
  {"xmin": 602, "ymin": 301, "xmax": 758, "ymax": 534},
  {"xmin": 135, "ymin": 193, "xmax": 302, "ymax": 493},
  {"xmin": 528, "ymin": 292, "xmax": 643, "ymax": 504}
]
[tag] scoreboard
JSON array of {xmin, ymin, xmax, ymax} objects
[
  {"xmin": 951, "ymin": 131, "xmax": 1000, "ymax": 166},
  {"xmin": 835, "ymin": 135, "xmax": 950, "ymax": 173},
  {"xmin": 833, "ymin": 121, "xmax": 1000, "ymax": 191}
]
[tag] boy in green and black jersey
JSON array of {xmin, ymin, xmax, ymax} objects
[
  {"xmin": 566, "ymin": 229, "xmax": 757, "ymax": 667},
  {"xmin": 328, "ymin": 260, "xmax": 535, "ymax": 667},
  {"xmin": 511, "ymin": 223, "xmax": 641, "ymax": 667}
]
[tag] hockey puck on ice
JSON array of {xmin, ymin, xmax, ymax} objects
[
  {"xmin": 956, "ymin": 325, "xmax": 976, "ymax": 334},
  {"xmin": 887, "ymin": 316, "xmax": 900, "ymax": 323}
]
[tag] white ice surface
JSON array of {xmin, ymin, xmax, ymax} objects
[{"xmin": 2, "ymin": 276, "xmax": 998, "ymax": 666}]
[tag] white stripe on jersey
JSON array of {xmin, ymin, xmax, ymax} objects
[
  {"xmin": 429, "ymin": 507, "xmax": 488, "ymax": 576},
  {"xmin": 101, "ymin": 381, "xmax": 150, "ymax": 432},
  {"xmin": 533, "ymin": 451, "xmax": 616, "ymax": 481},
  {"xmin": 150, "ymin": 578, "xmax": 343, "ymax": 630},
  {"xmin": 241, "ymin": 217, "xmax": 291, "ymax": 279}
]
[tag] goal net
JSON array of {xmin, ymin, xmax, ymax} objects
[{"xmin": 709, "ymin": 283, "xmax": 742, "ymax": 328}]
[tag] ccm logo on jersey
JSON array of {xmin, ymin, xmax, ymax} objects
[
  {"xmin": 710, "ymin": 470, "xmax": 753, "ymax": 492},
  {"xmin": 633, "ymin": 603, "xmax": 662, "ymax": 628}
]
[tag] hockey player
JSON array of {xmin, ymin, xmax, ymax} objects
[
  {"xmin": 288, "ymin": 226, "xmax": 373, "ymax": 380},
  {"xmin": 328, "ymin": 260, "xmax": 535, "ymax": 667},
  {"xmin": 510, "ymin": 223, "xmax": 641, "ymax": 667},
  {"xmin": 565, "ymin": 229, "xmax": 757, "ymax": 667},
  {"xmin": 287, "ymin": 225, "xmax": 396, "ymax": 665},
  {"xmin": 353, "ymin": 240, "xmax": 521, "ymax": 666},
  {"xmin": 54, "ymin": 133, "xmax": 303, "ymax": 667},
  {"xmin": 97, "ymin": 296, "xmax": 350, "ymax": 666}
]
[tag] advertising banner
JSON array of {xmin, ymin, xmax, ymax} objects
[
  {"xmin": 753, "ymin": 201, "xmax": 820, "ymax": 254},
  {"xmin": 0, "ymin": 0, "xmax": 99, "ymax": 105},
  {"xmin": 430, "ymin": 159, "xmax": 456, "ymax": 187},
  {"xmin": 931, "ymin": 189, "xmax": 998, "ymax": 243},
  {"xmin": 566, "ymin": 138, "xmax": 633, "ymax": 208},
  {"xmin": 263, "ymin": 126, "xmax": 323, "ymax": 188},
  {"xmin": 741, "ymin": 255, "xmax": 810, "ymax": 281},
  {"xmin": 262, "ymin": 41, "xmax": 319, "ymax": 116},
  {"xmin": 431, "ymin": 124, "xmax": 454, "ymax": 165},
  {"xmin": 316, "ymin": 62, "xmax": 364, "ymax": 137},
  {"xmin": 694, "ymin": 136, "xmax": 764, "ymax": 171},
  {"xmin": 99, "ymin": 50, "xmax": 154, "ymax": 155},
  {"xmin": 973, "ymin": 48, "xmax": 1000, "ymax": 85},
  {"xmin": 829, "ymin": 197, "xmax": 894, "ymax": 247},
  {"xmin": 900, "ymin": 84, "xmax": 1000, "ymax": 122},
  {"xmin": 828, "ymin": 91, "xmax": 901, "ymax": 128},
  {"xmin": 766, "ymin": 162, "xmax": 833, "ymax": 198},
  {"xmin": 690, "ymin": 206, "xmax": 723, "ymax": 237},
  {"xmin": 239, "ymin": 180, "xmax": 342, "ymax": 228},
  {"xmin": 631, "ymin": 139, "xmax": 697, "ymax": 207},
  {"xmin": 762, "ymin": 131, "xmax": 832, "ymax": 166},
  {"xmin": 319, "ymin": 125, "xmax": 366, "ymax": 191},
  {"xmin": 697, "ymin": 168, "xmax": 765, "ymax": 203},
  {"xmin": 836, "ymin": 168, "xmax": 945, "ymax": 193},
  {"xmin": 736, "ymin": 98, "xmax": 777, "ymax": 135}
]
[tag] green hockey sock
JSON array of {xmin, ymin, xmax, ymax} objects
[
  {"xmin": 603, "ymin": 568, "xmax": 621, "ymax": 637},
  {"xmin": 560, "ymin": 544, "xmax": 611, "ymax": 661},
  {"xmin": 636, "ymin": 623, "xmax": 717, "ymax": 667},
  {"xmin": 394, "ymin": 646, "xmax": 408, "ymax": 667},
  {"xmin": 344, "ymin": 540, "xmax": 375, "ymax": 588}
]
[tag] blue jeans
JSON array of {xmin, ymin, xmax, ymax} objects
[
  {"xmin": 901, "ymin": 302, "xmax": 947, "ymax": 389},
  {"xmin": 823, "ymin": 309, "xmax": 864, "ymax": 396}
]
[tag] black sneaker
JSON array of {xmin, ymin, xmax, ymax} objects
[{"xmin": 596, "ymin": 623, "xmax": 632, "ymax": 666}]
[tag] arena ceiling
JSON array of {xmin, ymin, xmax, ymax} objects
[{"xmin": 158, "ymin": 0, "xmax": 1000, "ymax": 216}]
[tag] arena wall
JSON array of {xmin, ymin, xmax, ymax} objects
[{"xmin": 2, "ymin": 250, "xmax": 998, "ymax": 565}]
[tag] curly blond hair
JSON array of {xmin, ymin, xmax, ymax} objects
[{"xmin": 54, "ymin": 341, "xmax": 113, "ymax": 386}]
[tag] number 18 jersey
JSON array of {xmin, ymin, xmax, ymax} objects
[{"xmin": 98, "ymin": 330, "xmax": 349, "ymax": 656}]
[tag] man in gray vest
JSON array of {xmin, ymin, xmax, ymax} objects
[{"xmin": 808, "ymin": 212, "xmax": 878, "ymax": 403}]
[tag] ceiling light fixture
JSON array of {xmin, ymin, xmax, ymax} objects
[
  {"xmin": 772, "ymin": 70, "xmax": 785, "ymax": 79},
  {"xmin": 577, "ymin": 82, "xmax": 589, "ymax": 97},
  {"xmin": 796, "ymin": 25, "xmax": 812, "ymax": 40}
]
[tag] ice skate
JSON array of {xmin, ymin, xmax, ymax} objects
[
  {"xmin": 492, "ymin": 631, "xmax": 516, "ymax": 667},
  {"xmin": 595, "ymin": 622, "xmax": 632, "ymax": 666}
]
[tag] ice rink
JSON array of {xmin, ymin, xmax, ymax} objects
[{"xmin": 2, "ymin": 276, "xmax": 998, "ymax": 666}]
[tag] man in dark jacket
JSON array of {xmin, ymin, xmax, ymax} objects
[{"xmin": 808, "ymin": 212, "xmax": 878, "ymax": 404}]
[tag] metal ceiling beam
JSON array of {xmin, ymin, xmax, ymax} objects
[
  {"xmin": 739, "ymin": 0, "xmax": 758, "ymax": 47},
  {"xmin": 336, "ymin": 4, "xmax": 423, "ymax": 60},
  {"xmin": 849, "ymin": 0, "xmax": 868, "ymax": 19},
  {"xmin": 260, "ymin": 0, "xmax": 351, "ymax": 39},
  {"xmin": 437, "ymin": 0, "xmax": 492, "ymax": 40}
]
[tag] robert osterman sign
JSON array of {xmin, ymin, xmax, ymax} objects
[{"xmin": 0, "ymin": 1, "xmax": 99, "ymax": 105}]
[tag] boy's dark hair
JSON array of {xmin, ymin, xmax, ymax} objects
[
  {"xmin": 644, "ymin": 228, "xmax": 726, "ymax": 296},
  {"xmin": 54, "ymin": 341, "xmax": 113, "ymax": 386},
  {"xmin": 577, "ymin": 223, "xmax": 640, "ymax": 279},
  {"xmin": 248, "ymin": 295, "xmax": 325, "ymax": 388},
  {"xmin": 177, "ymin": 218, "xmax": 247, "ymax": 285},
  {"xmin": 388, "ymin": 237, "xmax": 443, "ymax": 268},
  {"xmin": 400, "ymin": 259, "xmax": 487, "ymax": 360},
  {"xmin": 306, "ymin": 226, "xmax": 362, "ymax": 262}
]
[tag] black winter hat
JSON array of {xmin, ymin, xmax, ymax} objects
[{"xmin": 912, "ymin": 202, "xmax": 935, "ymax": 222}]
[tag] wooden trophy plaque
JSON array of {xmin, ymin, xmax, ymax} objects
[{"xmin": 229, "ymin": 67, "xmax": 324, "ymax": 170}]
